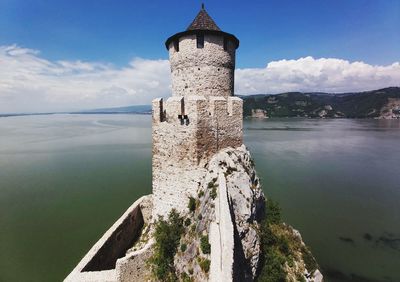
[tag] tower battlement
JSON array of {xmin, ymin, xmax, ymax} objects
[{"xmin": 152, "ymin": 96, "xmax": 242, "ymax": 125}]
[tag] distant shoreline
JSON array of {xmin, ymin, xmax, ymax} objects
[
  {"xmin": 0, "ymin": 111, "xmax": 151, "ymax": 118},
  {"xmin": 2, "ymin": 86, "xmax": 399, "ymax": 119},
  {"xmin": 1, "ymin": 112, "xmax": 399, "ymax": 120}
]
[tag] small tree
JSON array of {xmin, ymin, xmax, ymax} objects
[
  {"xmin": 188, "ymin": 196, "xmax": 196, "ymax": 212},
  {"xmin": 148, "ymin": 209, "xmax": 184, "ymax": 281},
  {"xmin": 200, "ymin": 235, "xmax": 211, "ymax": 254}
]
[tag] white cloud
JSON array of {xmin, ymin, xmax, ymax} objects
[
  {"xmin": 0, "ymin": 45, "xmax": 171, "ymax": 113},
  {"xmin": 236, "ymin": 56, "xmax": 400, "ymax": 94},
  {"xmin": 0, "ymin": 45, "xmax": 399, "ymax": 113}
]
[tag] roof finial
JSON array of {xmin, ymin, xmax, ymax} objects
[{"xmin": 201, "ymin": 3, "xmax": 205, "ymax": 10}]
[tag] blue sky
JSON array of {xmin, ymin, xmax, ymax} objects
[
  {"xmin": 0, "ymin": 0, "xmax": 399, "ymax": 112},
  {"xmin": 1, "ymin": 0, "xmax": 399, "ymax": 67}
]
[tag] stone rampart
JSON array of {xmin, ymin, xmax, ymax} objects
[
  {"xmin": 152, "ymin": 95, "xmax": 242, "ymax": 217},
  {"xmin": 64, "ymin": 196, "xmax": 153, "ymax": 282}
]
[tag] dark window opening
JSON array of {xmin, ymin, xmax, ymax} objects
[
  {"xmin": 197, "ymin": 34, "xmax": 204, "ymax": 48},
  {"xmin": 223, "ymin": 37, "xmax": 228, "ymax": 51},
  {"xmin": 174, "ymin": 40, "xmax": 179, "ymax": 52}
]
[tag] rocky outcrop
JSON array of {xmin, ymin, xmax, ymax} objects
[
  {"xmin": 66, "ymin": 147, "xmax": 322, "ymax": 282},
  {"xmin": 173, "ymin": 145, "xmax": 322, "ymax": 281},
  {"xmin": 379, "ymin": 98, "xmax": 400, "ymax": 119},
  {"xmin": 251, "ymin": 109, "xmax": 268, "ymax": 118}
]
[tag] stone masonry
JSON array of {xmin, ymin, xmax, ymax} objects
[{"xmin": 152, "ymin": 6, "xmax": 242, "ymax": 217}]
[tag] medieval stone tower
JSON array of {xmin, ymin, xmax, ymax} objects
[{"xmin": 152, "ymin": 5, "xmax": 243, "ymax": 217}]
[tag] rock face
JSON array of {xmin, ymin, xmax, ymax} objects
[
  {"xmin": 379, "ymin": 98, "xmax": 400, "ymax": 119},
  {"xmin": 211, "ymin": 145, "xmax": 264, "ymax": 279},
  {"xmin": 173, "ymin": 145, "xmax": 264, "ymax": 281},
  {"xmin": 173, "ymin": 145, "xmax": 323, "ymax": 282}
]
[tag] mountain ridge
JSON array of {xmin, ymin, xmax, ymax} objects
[
  {"xmin": 241, "ymin": 87, "xmax": 400, "ymax": 119},
  {"xmin": 1, "ymin": 87, "xmax": 399, "ymax": 118}
]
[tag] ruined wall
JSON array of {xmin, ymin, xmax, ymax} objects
[
  {"xmin": 64, "ymin": 196, "xmax": 152, "ymax": 282},
  {"xmin": 152, "ymin": 95, "xmax": 243, "ymax": 217},
  {"xmin": 209, "ymin": 172, "xmax": 235, "ymax": 282},
  {"xmin": 168, "ymin": 34, "xmax": 236, "ymax": 98}
]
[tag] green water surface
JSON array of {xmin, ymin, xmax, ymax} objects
[{"xmin": 0, "ymin": 114, "xmax": 399, "ymax": 282}]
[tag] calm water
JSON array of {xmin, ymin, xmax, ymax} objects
[{"xmin": 0, "ymin": 115, "xmax": 399, "ymax": 282}]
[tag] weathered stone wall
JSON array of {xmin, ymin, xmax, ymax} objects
[
  {"xmin": 116, "ymin": 240, "xmax": 154, "ymax": 282},
  {"xmin": 82, "ymin": 207, "xmax": 144, "ymax": 272},
  {"xmin": 64, "ymin": 196, "xmax": 153, "ymax": 282},
  {"xmin": 168, "ymin": 34, "xmax": 236, "ymax": 98},
  {"xmin": 152, "ymin": 95, "xmax": 243, "ymax": 217}
]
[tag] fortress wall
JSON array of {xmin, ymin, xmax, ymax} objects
[
  {"xmin": 169, "ymin": 34, "xmax": 235, "ymax": 98},
  {"xmin": 152, "ymin": 96, "xmax": 205, "ymax": 217},
  {"xmin": 210, "ymin": 172, "xmax": 235, "ymax": 281},
  {"xmin": 152, "ymin": 96, "xmax": 243, "ymax": 217},
  {"xmin": 220, "ymin": 97, "xmax": 243, "ymax": 149},
  {"xmin": 116, "ymin": 240, "xmax": 154, "ymax": 282},
  {"xmin": 64, "ymin": 196, "xmax": 152, "ymax": 282}
]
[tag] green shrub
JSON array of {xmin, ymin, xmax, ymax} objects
[
  {"xmin": 210, "ymin": 187, "xmax": 217, "ymax": 200},
  {"xmin": 184, "ymin": 218, "xmax": 191, "ymax": 227},
  {"xmin": 200, "ymin": 235, "xmax": 211, "ymax": 254},
  {"xmin": 198, "ymin": 190, "xmax": 204, "ymax": 198},
  {"xmin": 226, "ymin": 166, "xmax": 238, "ymax": 175},
  {"xmin": 188, "ymin": 196, "xmax": 196, "ymax": 212},
  {"xmin": 257, "ymin": 200, "xmax": 286, "ymax": 282},
  {"xmin": 301, "ymin": 245, "xmax": 318, "ymax": 274},
  {"xmin": 180, "ymin": 243, "xmax": 187, "ymax": 252},
  {"xmin": 198, "ymin": 258, "xmax": 211, "ymax": 273},
  {"xmin": 198, "ymin": 214, "xmax": 202, "ymax": 220},
  {"xmin": 257, "ymin": 249, "xmax": 286, "ymax": 282},
  {"xmin": 266, "ymin": 199, "xmax": 281, "ymax": 225},
  {"xmin": 257, "ymin": 198, "xmax": 319, "ymax": 282},
  {"xmin": 181, "ymin": 272, "xmax": 191, "ymax": 282},
  {"xmin": 296, "ymin": 273, "xmax": 306, "ymax": 282},
  {"xmin": 148, "ymin": 209, "xmax": 184, "ymax": 281}
]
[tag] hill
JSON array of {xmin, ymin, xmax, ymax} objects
[
  {"xmin": 241, "ymin": 87, "xmax": 400, "ymax": 119},
  {"xmin": 73, "ymin": 105, "xmax": 151, "ymax": 114}
]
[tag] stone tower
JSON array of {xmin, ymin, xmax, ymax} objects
[{"xmin": 152, "ymin": 5, "xmax": 243, "ymax": 217}]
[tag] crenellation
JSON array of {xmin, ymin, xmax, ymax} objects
[
  {"xmin": 152, "ymin": 98, "xmax": 163, "ymax": 124},
  {"xmin": 152, "ymin": 94, "xmax": 243, "ymax": 217},
  {"xmin": 228, "ymin": 97, "xmax": 242, "ymax": 116}
]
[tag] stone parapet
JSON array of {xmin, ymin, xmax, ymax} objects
[
  {"xmin": 151, "ymin": 95, "xmax": 243, "ymax": 217},
  {"xmin": 64, "ymin": 196, "xmax": 153, "ymax": 282}
]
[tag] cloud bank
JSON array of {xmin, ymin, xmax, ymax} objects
[
  {"xmin": 0, "ymin": 45, "xmax": 171, "ymax": 113},
  {"xmin": 0, "ymin": 45, "xmax": 399, "ymax": 113},
  {"xmin": 235, "ymin": 57, "xmax": 400, "ymax": 95}
]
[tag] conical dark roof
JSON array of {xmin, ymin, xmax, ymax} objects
[
  {"xmin": 165, "ymin": 5, "xmax": 239, "ymax": 50},
  {"xmin": 186, "ymin": 5, "xmax": 221, "ymax": 31}
]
